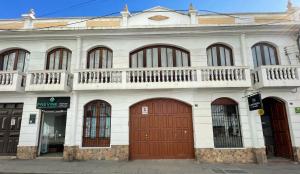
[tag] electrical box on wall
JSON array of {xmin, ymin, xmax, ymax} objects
[{"xmin": 29, "ymin": 114, "xmax": 36, "ymax": 124}]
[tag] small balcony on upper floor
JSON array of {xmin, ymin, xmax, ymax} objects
[
  {"xmin": 73, "ymin": 66, "xmax": 251, "ymax": 90},
  {"xmin": 25, "ymin": 47, "xmax": 73, "ymax": 92},
  {"xmin": 251, "ymin": 65, "xmax": 300, "ymax": 89},
  {"xmin": 0, "ymin": 71, "xmax": 26, "ymax": 92},
  {"xmin": 0, "ymin": 48, "xmax": 30, "ymax": 93},
  {"xmin": 25, "ymin": 70, "xmax": 73, "ymax": 92}
]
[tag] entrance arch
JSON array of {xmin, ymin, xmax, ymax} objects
[
  {"xmin": 129, "ymin": 98, "xmax": 194, "ymax": 160},
  {"xmin": 261, "ymin": 97, "xmax": 293, "ymax": 160}
]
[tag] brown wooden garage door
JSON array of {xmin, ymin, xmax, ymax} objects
[{"xmin": 129, "ymin": 98, "xmax": 194, "ymax": 160}]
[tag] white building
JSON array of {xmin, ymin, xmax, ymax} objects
[{"xmin": 0, "ymin": 2, "xmax": 300, "ymax": 164}]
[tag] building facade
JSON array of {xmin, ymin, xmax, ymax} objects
[{"xmin": 0, "ymin": 3, "xmax": 300, "ymax": 164}]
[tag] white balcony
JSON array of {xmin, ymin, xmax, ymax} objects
[
  {"xmin": 25, "ymin": 70, "xmax": 72, "ymax": 92},
  {"xmin": 252, "ymin": 65, "xmax": 300, "ymax": 88},
  {"xmin": 73, "ymin": 66, "xmax": 251, "ymax": 90},
  {"xmin": 0, "ymin": 71, "xmax": 25, "ymax": 92}
]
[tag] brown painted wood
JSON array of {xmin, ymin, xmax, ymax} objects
[
  {"xmin": 82, "ymin": 100, "xmax": 111, "ymax": 147},
  {"xmin": 129, "ymin": 98, "xmax": 194, "ymax": 160},
  {"xmin": 0, "ymin": 103, "xmax": 23, "ymax": 156},
  {"xmin": 252, "ymin": 43, "xmax": 279, "ymax": 67},
  {"xmin": 207, "ymin": 44, "xmax": 233, "ymax": 66},
  {"xmin": 87, "ymin": 47, "xmax": 112, "ymax": 69},
  {"xmin": 263, "ymin": 98, "xmax": 293, "ymax": 160},
  {"xmin": 212, "ymin": 97, "xmax": 237, "ymax": 105},
  {"xmin": 46, "ymin": 48, "xmax": 71, "ymax": 70},
  {"xmin": 0, "ymin": 49, "xmax": 29, "ymax": 71}
]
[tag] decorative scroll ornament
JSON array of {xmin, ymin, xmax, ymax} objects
[{"xmin": 148, "ymin": 15, "xmax": 169, "ymax": 21}]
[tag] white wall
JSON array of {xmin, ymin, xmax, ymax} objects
[
  {"xmin": 0, "ymin": 27, "xmax": 299, "ymax": 151},
  {"xmin": 0, "ymin": 33, "xmax": 297, "ymax": 71},
  {"xmin": 5, "ymin": 88, "xmax": 297, "ymax": 149},
  {"xmin": 70, "ymin": 89, "xmax": 277, "ymax": 149}
]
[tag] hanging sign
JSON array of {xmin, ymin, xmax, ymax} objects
[
  {"xmin": 142, "ymin": 106, "xmax": 148, "ymax": 115},
  {"xmin": 248, "ymin": 93, "xmax": 262, "ymax": 111},
  {"xmin": 36, "ymin": 97, "xmax": 70, "ymax": 109}
]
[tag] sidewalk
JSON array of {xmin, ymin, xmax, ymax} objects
[{"xmin": 0, "ymin": 158, "xmax": 299, "ymax": 174}]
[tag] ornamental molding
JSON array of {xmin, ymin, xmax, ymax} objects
[{"xmin": 148, "ymin": 15, "xmax": 169, "ymax": 21}]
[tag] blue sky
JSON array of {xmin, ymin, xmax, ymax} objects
[{"xmin": 0, "ymin": 0, "xmax": 300, "ymax": 19}]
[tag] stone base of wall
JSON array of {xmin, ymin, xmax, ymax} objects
[
  {"xmin": 16, "ymin": 146, "xmax": 37, "ymax": 159},
  {"xmin": 63, "ymin": 145, "xmax": 129, "ymax": 161},
  {"xmin": 195, "ymin": 148, "xmax": 267, "ymax": 164},
  {"xmin": 253, "ymin": 148, "xmax": 268, "ymax": 164},
  {"xmin": 293, "ymin": 147, "xmax": 300, "ymax": 162}
]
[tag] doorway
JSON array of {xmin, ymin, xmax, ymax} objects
[
  {"xmin": 0, "ymin": 103, "xmax": 23, "ymax": 156},
  {"xmin": 261, "ymin": 97, "xmax": 293, "ymax": 160},
  {"xmin": 39, "ymin": 111, "xmax": 67, "ymax": 157},
  {"xmin": 129, "ymin": 98, "xmax": 194, "ymax": 160}
]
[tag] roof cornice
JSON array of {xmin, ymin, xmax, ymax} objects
[{"xmin": 0, "ymin": 24, "xmax": 298, "ymax": 39}]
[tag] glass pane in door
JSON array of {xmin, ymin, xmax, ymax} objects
[{"xmin": 40, "ymin": 112, "xmax": 67, "ymax": 156}]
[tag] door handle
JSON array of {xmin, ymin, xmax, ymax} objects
[
  {"xmin": 184, "ymin": 130, "xmax": 187, "ymax": 134},
  {"xmin": 145, "ymin": 134, "xmax": 148, "ymax": 139}
]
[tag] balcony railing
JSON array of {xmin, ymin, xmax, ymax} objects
[
  {"xmin": 25, "ymin": 70, "xmax": 72, "ymax": 92},
  {"xmin": 0, "ymin": 71, "xmax": 25, "ymax": 92},
  {"xmin": 252, "ymin": 65, "xmax": 300, "ymax": 88},
  {"xmin": 73, "ymin": 66, "xmax": 251, "ymax": 90}
]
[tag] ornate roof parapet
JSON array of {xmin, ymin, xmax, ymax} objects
[
  {"xmin": 287, "ymin": 0, "xmax": 300, "ymax": 21},
  {"xmin": 121, "ymin": 4, "xmax": 130, "ymax": 27},
  {"xmin": 22, "ymin": 9, "xmax": 36, "ymax": 20},
  {"xmin": 287, "ymin": 0, "xmax": 294, "ymax": 11},
  {"xmin": 21, "ymin": 9, "xmax": 36, "ymax": 29},
  {"xmin": 188, "ymin": 3, "xmax": 197, "ymax": 25}
]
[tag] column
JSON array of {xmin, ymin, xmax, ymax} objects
[
  {"xmin": 63, "ymin": 36, "xmax": 82, "ymax": 160},
  {"xmin": 240, "ymin": 33, "xmax": 248, "ymax": 66}
]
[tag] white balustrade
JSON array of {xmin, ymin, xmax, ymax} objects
[
  {"xmin": 76, "ymin": 69, "xmax": 122, "ymax": 84},
  {"xmin": 201, "ymin": 67, "xmax": 247, "ymax": 82},
  {"xmin": 26, "ymin": 70, "xmax": 72, "ymax": 92},
  {"xmin": 0, "ymin": 71, "xmax": 25, "ymax": 92},
  {"xmin": 0, "ymin": 71, "xmax": 15, "ymax": 85},
  {"xmin": 73, "ymin": 66, "xmax": 251, "ymax": 90},
  {"xmin": 252, "ymin": 65, "xmax": 300, "ymax": 88},
  {"xmin": 126, "ymin": 67, "xmax": 197, "ymax": 83}
]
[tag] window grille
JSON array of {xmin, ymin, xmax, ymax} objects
[{"xmin": 211, "ymin": 98, "xmax": 243, "ymax": 148}]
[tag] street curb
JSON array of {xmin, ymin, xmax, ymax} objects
[{"xmin": 0, "ymin": 172, "xmax": 73, "ymax": 174}]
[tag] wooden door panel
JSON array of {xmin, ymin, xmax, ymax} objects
[
  {"xmin": 140, "ymin": 117, "xmax": 148, "ymax": 129},
  {"xmin": 130, "ymin": 99, "xmax": 194, "ymax": 160},
  {"xmin": 148, "ymin": 129, "xmax": 159, "ymax": 141},
  {"xmin": 263, "ymin": 98, "xmax": 293, "ymax": 160},
  {"xmin": 0, "ymin": 104, "xmax": 23, "ymax": 156},
  {"xmin": 175, "ymin": 117, "xmax": 188, "ymax": 128},
  {"xmin": 139, "ymin": 130, "xmax": 149, "ymax": 141},
  {"xmin": 139, "ymin": 142, "xmax": 149, "ymax": 155},
  {"xmin": 149, "ymin": 116, "xmax": 160, "ymax": 128}
]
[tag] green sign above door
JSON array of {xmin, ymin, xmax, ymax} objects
[{"xmin": 36, "ymin": 97, "xmax": 70, "ymax": 110}]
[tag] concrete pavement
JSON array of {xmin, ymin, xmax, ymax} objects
[{"xmin": 0, "ymin": 158, "xmax": 299, "ymax": 174}]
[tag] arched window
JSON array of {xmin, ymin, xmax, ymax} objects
[
  {"xmin": 82, "ymin": 100, "xmax": 111, "ymax": 147},
  {"xmin": 252, "ymin": 43, "xmax": 279, "ymax": 68},
  {"xmin": 211, "ymin": 98, "xmax": 243, "ymax": 148},
  {"xmin": 130, "ymin": 45, "xmax": 190, "ymax": 68},
  {"xmin": 46, "ymin": 48, "xmax": 72, "ymax": 70},
  {"xmin": 87, "ymin": 47, "xmax": 113, "ymax": 69},
  {"xmin": 207, "ymin": 44, "xmax": 233, "ymax": 66},
  {"xmin": 0, "ymin": 49, "xmax": 30, "ymax": 72}
]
